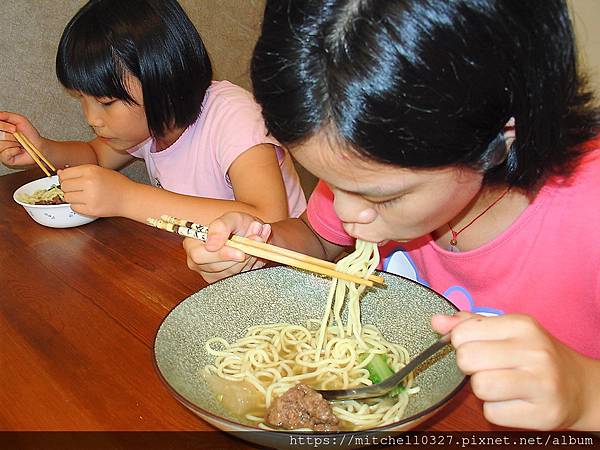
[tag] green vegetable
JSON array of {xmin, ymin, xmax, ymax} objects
[{"xmin": 365, "ymin": 353, "xmax": 406, "ymax": 397}]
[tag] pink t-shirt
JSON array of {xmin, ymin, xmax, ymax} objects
[
  {"xmin": 307, "ymin": 145, "xmax": 600, "ymax": 358},
  {"xmin": 129, "ymin": 80, "xmax": 306, "ymax": 218}
]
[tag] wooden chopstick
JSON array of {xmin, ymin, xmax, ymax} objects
[
  {"xmin": 231, "ymin": 233, "xmax": 386, "ymax": 285},
  {"xmin": 13, "ymin": 132, "xmax": 56, "ymax": 177},
  {"xmin": 148, "ymin": 216, "xmax": 383, "ymax": 287},
  {"xmin": 158, "ymin": 215, "xmax": 385, "ymax": 285}
]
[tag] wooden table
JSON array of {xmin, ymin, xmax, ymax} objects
[{"xmin": 0, "ymin": 170, "xmax": 508, "ymax": 448}]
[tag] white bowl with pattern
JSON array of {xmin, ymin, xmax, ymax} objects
[{"xmin": 13, "ymin": 175, "xmax": 98, "ymax": 228}]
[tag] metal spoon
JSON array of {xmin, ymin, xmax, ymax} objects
[{"xmin": 317, "ymin": 333, "xmax": 451, "ymax": 401}]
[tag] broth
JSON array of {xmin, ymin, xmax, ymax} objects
[{"xmin": 205, "ymin": 374, "xmax": 369, "ymax": 431}]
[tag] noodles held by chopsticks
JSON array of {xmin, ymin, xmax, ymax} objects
[{"xmin": 204, "ymin": 240, "xmax": 419, "ymax": 431}]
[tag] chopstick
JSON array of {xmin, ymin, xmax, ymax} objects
[
  {"xmin": 148, "ymin": 215, "xmax": 385, "ymax": 287},
  {"xmin": 13, "ymin": 132, "xmax": 56, "ymax": 177},
  {"xmin": 157, "ymin": 215, "xmax": 385, "ymax": 285},
  {"xmin": 161, "ymin": 215, "xmax": 385, "ymax": 285}
]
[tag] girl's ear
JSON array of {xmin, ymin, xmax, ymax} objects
[
  {"xmin": 478, "ymin": 116, "xmax": 516, "ymax": 171},
  {"xmin": 479, "ymin": 132, "xmax": 508, "ymax": 170},
  {"xmin": 503, "ymin": 117, "xmax": 515, "ymax": 135},
  {"xmin": 503, "ymin": 116, "xmax": 516, "ymax": 157}
]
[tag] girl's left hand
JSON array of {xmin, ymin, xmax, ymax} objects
[
  {"xmin": 432, "ymin": 312, "xmax": 596, "ymax": 430},
  {"xmin": 58, "ymin": 164, "xmax": 134, "ymax": 217}
]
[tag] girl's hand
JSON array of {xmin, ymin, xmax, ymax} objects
[
  {"xmin": 0, "ymin": 112, "xmax": 45, "ymax": 167},
  {"xmin": 432, "ymin": 313, "xmax": 597, "ymax": 430},
  {"xmin": 58, "ymin": 164, "xmax": 134, "ymax": 217},
  {"xmin": 183, "ymin": 212, "xmax": 272, "ymax": 283}
]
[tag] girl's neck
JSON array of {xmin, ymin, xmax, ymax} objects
[
  {"xmin": 432, "ymin": 184, "xmax": 532, "ymax": 252},
  {"xmin": 154, "ymin": 126, "xmax": 186, "ymax": 151}
]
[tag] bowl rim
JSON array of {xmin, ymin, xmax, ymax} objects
[
  {"xmin": 13, "ymin": 175, "xmax": 70, "ymax": 208},
  {"xmin": 152, "ymin": 266, "xmax": 468, "ymax": 434}
]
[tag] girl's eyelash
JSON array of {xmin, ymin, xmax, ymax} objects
[
  {"xmin": 95, "ymin": 96, "xmax": 117, "ymax": 106},
  {"xmin": 374, "ymin": 197, "xmax": 401, "ymax": 209}
]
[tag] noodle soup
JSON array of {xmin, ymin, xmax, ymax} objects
[
  {"xmin": 203, "ymin": 241, "xmax": 417, "ymax": 432},
  {"xmin": 154, "ymin": 266, "xmax": 465, "ymax": 448},
  {"xmin": 203, "ymin": 320, "xmax": 419, "ymax": 431}
]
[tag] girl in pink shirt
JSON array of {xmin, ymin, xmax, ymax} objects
[
  {"xmin": 0, "ymin": 0, "xmax": 306, "ymax": 225},
  {"xmin": 185, "ymin": 0, "xmax": 600, "ymax": 432}
]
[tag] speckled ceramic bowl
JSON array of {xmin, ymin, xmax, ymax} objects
[
  {"xmin": 13, "ymin": 175, "xmax": 97, "ymax": 228},
  {"xmin": 154, "ymin": 267, "xmax": 466, "ymax": 449}
]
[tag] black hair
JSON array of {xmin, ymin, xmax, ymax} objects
[
  {"xmin": 252, "ymin": 0, "xmax": 600, "ymax": 188},
  {"xmin": 56, "ymin": 0, "xmax": 212, "ymax": 138}
]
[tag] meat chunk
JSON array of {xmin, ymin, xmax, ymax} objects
[
  {"xmin": 35, "ymin": 195, "xmax": 65, "ymax": 205},
  {"xmin": 265, "ymin": 384, "xmax": 339, "ymax": 431}
]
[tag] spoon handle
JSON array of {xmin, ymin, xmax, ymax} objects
[
  {"xmin": 318, "ymin": 333, "xmax": 452, "ymax": 400},
  {"xmin": 377, "ymin": 333, "xmax": 451, "ymax": 391}
]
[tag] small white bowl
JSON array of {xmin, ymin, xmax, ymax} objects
[{"xmin": 13, "ymin": 175, "xmax": 98, "ymax": 228}]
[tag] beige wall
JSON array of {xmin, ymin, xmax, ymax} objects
[
  {"xmin": 181, "ymin": 0, "xmax": 266, "ymax": 91},
  {"xmin": 570, "ymin": 0, "xmax": 600, "ymax": 93}
]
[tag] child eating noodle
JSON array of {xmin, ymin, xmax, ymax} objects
[
  {"xmin": 0, "ymin": 0, "xmax": 306, "ymax": 225},
  {"xmin": 184, "ymin": 0, "xmax": 600, "ymax": 431}
]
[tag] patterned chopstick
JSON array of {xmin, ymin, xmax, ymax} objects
[
  {"xmin": 147, "ymin": 215, "xmax": 378, "ymax": 287},
  {"xmin": 147, "ymin": 218, "xmax": 208, "ymax": 241}
]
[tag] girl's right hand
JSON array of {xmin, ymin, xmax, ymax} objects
[
  {"xmin": 432, "ymin": 312, "xmax": 600, "ymax": 430},
  {"xmin": 183, "ymin": 211, "xmax": 272, "ymax": 283},
  {"xmin": 0, "ymin": 112, "xmax": 44, "ymax": 167}
]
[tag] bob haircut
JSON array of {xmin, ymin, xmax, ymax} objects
[
  {"xmin": 252, "ymin": 0, "xmax": 600, "ymax": 189},
  {"xmin": 56, "ymin": 0, "xmax": 212, "ymax": 138}
]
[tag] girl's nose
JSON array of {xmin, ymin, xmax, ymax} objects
[
  {"xmin": 333, "ymin": 190, "xmax": 377, "ymax": 225},
  {"xmin": 81, "ymin": 100, "xmax": 104, "ymax": 128}
]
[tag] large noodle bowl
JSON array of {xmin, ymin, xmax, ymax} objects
[{"xmin": 204, "ymin": 240, "xmax": 419, "ymax": 431}]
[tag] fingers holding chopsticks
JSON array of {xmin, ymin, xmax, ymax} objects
[
  {"xmin": 205, "ymin": 212, "xmax": 271, "ymax": 251},
  {"xmin": 156, "ymin": 214, "xmax": 380, "ymax": 286},
  {"xmin": 0, "ymin": 112, "xmax": 44, "ymax": 145},
  {"xmin": 184, "ymin": 238, "xmax": 267, "ymax": 284},
  {"xmin": 0, "ymin": 112, "xmax": 48, "ymax": 170},
  {"xmin": 0, "ymin": 130, "xmax": 25, "ymax": 167},
  {"xmin": 0, "ymin": 114, "xmax": 19, "ymax": 135},
  {"xmin": 184, "ymin": 212, "xmax": 271, "ymax": 283},
  {"xmin": 0, "ymin": 118, "xmax": 28, "ymax": 167}
]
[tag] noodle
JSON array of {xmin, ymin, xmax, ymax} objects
[
  {"xmin": 17, "ymin": 185, "xmax": 65, "ymax": 205},
  {"xmin": 204, "ymin": 240, "xmax": 419, "ymax": 431}
]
